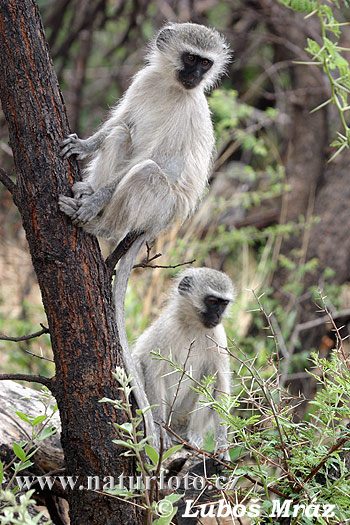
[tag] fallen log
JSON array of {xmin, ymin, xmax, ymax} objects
[{"xmin": 0, "ymin": 380, "xmax": 63, "ymax": 472}]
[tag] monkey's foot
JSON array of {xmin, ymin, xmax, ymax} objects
[
  {"xmin": 60, "ymin": 133, "xmax": 91, "ymax": 160},
  {"xmin": 68, "ymin": 194, "xmax": 103, "ymax": 225},
  {"xmin": 72, "ymin": 181, "xmax": 94, "ymax": 199},
  {"xmin": 58, "ymin": 194, "xmax": 81, "ymax": 217}
]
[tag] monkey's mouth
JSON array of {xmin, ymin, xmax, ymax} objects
[
  {"xmin": 201, "ymin": 317, "xmax": 221, "ymax": 329},
  {"xmin": 178, "ymin": 72, "xmax": 201, "ymax": 90},
  {"xmin": 181, "ymin": 80, "xmax": 197, "ymax": 89}
]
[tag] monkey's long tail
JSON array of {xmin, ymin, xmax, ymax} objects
[{"xmin": 112, "ymin": 234, "xmax": 158, "ymax": 447}]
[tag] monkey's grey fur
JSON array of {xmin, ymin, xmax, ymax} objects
[
  {"xmin": 133, "ymin": 268, "xmax": 234, "ymax": 458},
  {"xmin": 58, "ymin": 23, "xmax": 230, "ymax": 448},
  {"xmin": 58, "ymin": 22, "xmax": 230, "ymax": 242}
]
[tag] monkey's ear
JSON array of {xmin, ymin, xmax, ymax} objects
[
  {"xmin": 156, "ymin": 27, "xmax": 175, "ymax": 50},
  {"xmin": 178, "ymin": 276, "xmax": 193, "ymax": 295}
]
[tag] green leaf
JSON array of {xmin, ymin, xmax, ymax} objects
[
  {"xmin": 17, "ymin": 460, "xmax": 34, "ymax": 471},
  {"xmin": 38, "ymin": 426, "xmax": 56, "ymax": 441},
  {"xmin": 13, "ymin": 442, "xmax": 26, "ymax": 461},
  {"xmin": 15, "ymin": 411, "xmax": 32, "ymax": 425},
  {"xmin": 145, "ymin": 444, "xmax": 159, "ymax": 465},
  {"xmin": 31, "ymin": 415, "xmax": 47, "ymax": 426},
  {"xmin": 153, "ymin": 506, "xmax": 178, "ymax": 525},
  {"xmin": 161, "ymin": 444, "xmax": 183, "ymax": 462},
  {"xmin": 164, "ymin": 493, "xmax": 183, "ymax": 504},
  {"xmin": 119, "ymin": 422, "xmax": 133, "ymax": 434},
  {"xmin": 112, "ymin": 439, "xmax": 136, "ymax": 450}
]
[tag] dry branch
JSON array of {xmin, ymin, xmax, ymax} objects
[
  {"xmin": 0, "ymin": 324, "xmax": 49, "ymax": 342},
  {"xmin": 0, "ymin": 374, "xmax": 52, "ymax": 388},
  {"xmin": 0, "ymin": 167, "xmax": 15, "ymax": 193}
]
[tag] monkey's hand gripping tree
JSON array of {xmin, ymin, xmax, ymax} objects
[{"xmin": 0, "ymin": 1, "xmax": 143, "ymax": 524}]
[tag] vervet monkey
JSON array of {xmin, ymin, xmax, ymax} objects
[
  {"xmin": 133, "ymin": 268, "xmax": 234, "ymax": 459},
  {"xmin": 58, "ymin": 23, "xmax": 230, "ymax": 446},
  {"xmin": 59, "ymin": 22, "xmax": 230, "ymax": 242}
]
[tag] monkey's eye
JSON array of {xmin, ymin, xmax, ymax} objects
[
  {"xmin": 201, "ymin": 58, "xmax": 212, "ymax": 70},
  {"xmin": 184, "ymin": 54, "xmax": 196, "ymax": 64},
  {"xmin": 208, "ymin": 298, "xmax": 218, "ymax": 305}
]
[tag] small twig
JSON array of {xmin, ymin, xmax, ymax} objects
[
  {"xmin": 303, "ymin": 434, "xmax": 350, "ymax": 485},
  {"xmin": 133, "ymin": 251, "xmax": 162, "ymax": 269},
  {"xmin": 251, "ymin": 290, "xmax": 280, "ymax": 369},
  {"xmin": 106, "ymin": 233, "xmax": 195, "ymax": 277},
  {"xmin": 132, "ymin": 242, "xmax": 195, "ymax": 270},
  {"xmin": 0, "ymin": 373, "xmax": 52, "ymax": 388},
  {"xmin": 166, "ymin": 342, "xmax": 194, "ymax": 428},
  {"xmin": 133, "ymin": 259, "xmax": 196, "ymax": 270},
  {"xmin": 288, "ymin": 308, "xmax": 350, "ymax": 356},
  {"xmin": 137, "ymin": 252, "xmax": 162, "ymax": 265},
  {"xmin": 22, "ymin": 348, "xmax": 54, "ymax": 363},
  {"xmin": 0, "ymin": 167, "xmax": 15, "ymax": 194},
  {"xmin": 145, "ymin": 242, "xmax": 152, "ymax": 260},
  {"xmin": 317, "ymin": 297, "xmax": 350, "ymax": 371},
  {"xmin": 281, "ymin": 307, "xmax": 350, "ymax": 387},
  {"xmin": 0, "ymin": 323, "xmax": 49, "ymax": 342},
  {"xmin": 270, "ymin": 314, "xmax": 288, "ymax": 360}
]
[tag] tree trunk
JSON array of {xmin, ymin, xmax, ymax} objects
[{"xmin": 0, "ymin": 1, "xmax": 142, "ymax": 523}]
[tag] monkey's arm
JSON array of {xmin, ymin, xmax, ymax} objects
[
  {"xmin": 60, "ymin": 120, "xmax": 131, "ymax": 160},
  {"xmin": 60, "ymin": 132, "xmax": 105, "ymax": 160}
]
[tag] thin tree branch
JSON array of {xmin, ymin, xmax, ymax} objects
[
  {"xmin": 288, "ymin": 307, "xmax": 350, "ymax": 355},
  {"xmin": 0, "ymin": 373, "xmax": 52, "ymax": 388},
  {"xmin": 106, "ymin": 231, "xmax": 195, "ymax": 277},
  {"xmin": 105, "ymin": 230, "xmax": 145, "ymax": 279},
  {"xmin": 22, "ymin": 348, "xmax": 54, "ymax": 363},
  {"xmin": 0, "ymin": 167, "xmax": 15, "ymax": 194},
  {"xmin": 165, "ymin": 342, "xmax": 194, "ymax": 429},
  {"xmin": 303, "ymin": 434, "xmax": 350, "ymax": 484},
  {"xmin": 0, "ymin": 323, "xmax": 49, "ymax": 342},
  {"xmin": 137, "ymin": 250, "xmax": 163, "ymax": 266},
  {"xmin": 133, "ymin": 259, "xmax": 196, "ymax": 270}
]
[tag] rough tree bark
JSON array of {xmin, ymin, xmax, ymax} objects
[{"xmin": 0, "ymin": 1, "xmax": 142, "ymax": 524}]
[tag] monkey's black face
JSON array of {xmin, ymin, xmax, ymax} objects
[
  {"xmin": 201, "ymin": 295, "xmax": 229, "ymax": 328},
  {"xmin": 178, "ymin": 53, "xmax": 213, "ymax": 89}
]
